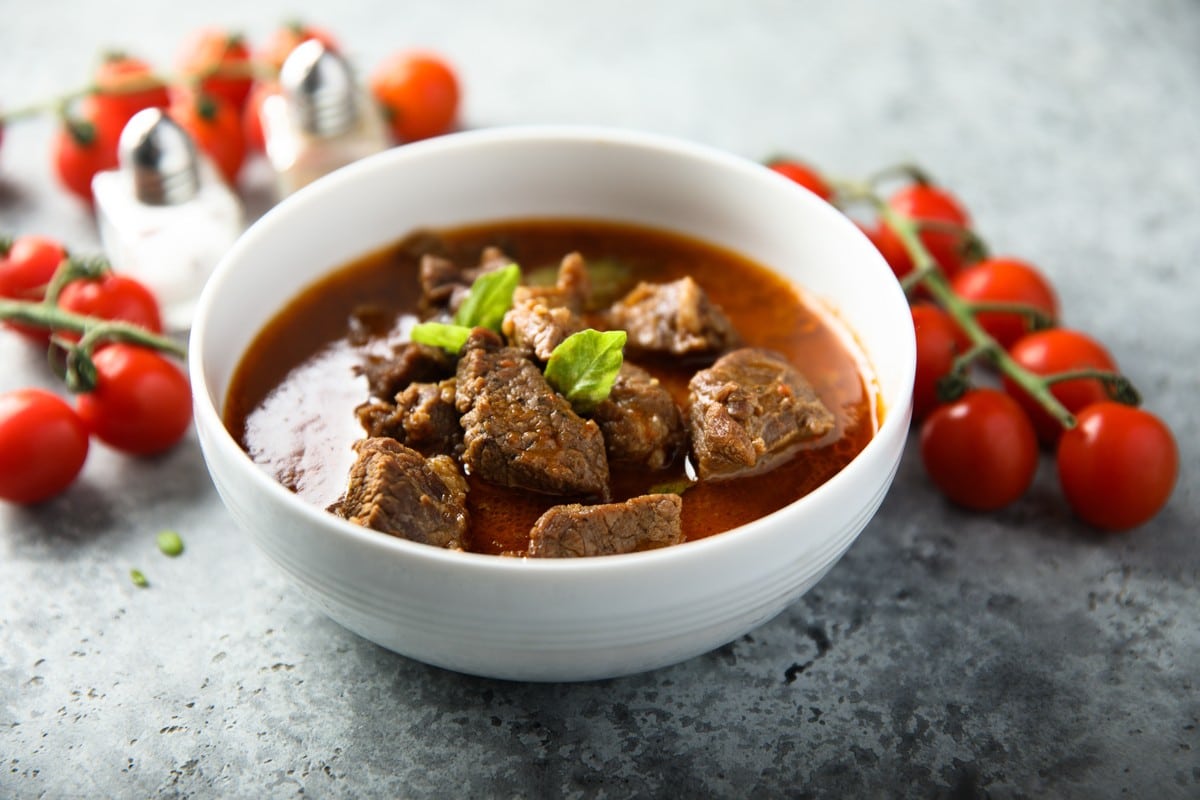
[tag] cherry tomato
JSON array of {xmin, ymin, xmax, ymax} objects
[
  {"xmin": 1004, "ymin": 329, "xmax": 1117, "ymax": 446},
  {"xmin": 259, "ymin": 21, "xmax": 340, "ymax": 73},
  {"xmin": 767, "ymin": 159, "xmax": 833, "ymax": 201},
  {"xmin": 91, "ymin": 52, "xmax": 170, "ymax": 131},
  {"xmin": 242, "ymin": 80, "xmax": 278, "ymax": 154},
  {"xmin": 0, "ymin": 388, "xmax": 90, "ymax": 504},
  {"xmin": 75, "ymin": 344, "xmax": 192, "ymax": 456},
  {"xmin": 52, "ymin": 97, "xmax": 121, "ymax": 203},
  {"xmin": 920, "ymin": 388, "xmax": 1038, "ymax": 511},
  {"xmin": 950, "ymin": 257, "xmax": 1059, "ymax": 350},
  {"xmin": 0, "ymin": 235, "xmax": 67, "ymax": 342},
  {"xmin": 168, "ymin": 89, "xmax": 245, "ymax": 185},
  {"xmin": 177, "ymin": 28, "xmax": 254, "ymax": 111},
  {"xmin": 57, "ymin": 273, "xmax": 163, "ymax": 334},
  {"xmin": 369, "ymin": 51, "xmax": 460, "ymax": 143},
  {"xmin": 911, "ymin": 304, "xmax": 962, "ymax": 421},
  {"xmin": 1056, "ymin": 403, "xmax": 1177, "ymax": 531},
  {"xmin": 875, "ymin": 184, "xmax": 972, "ymax": 281},
  {"xmin": 857, "ymin": 220, "xmax": 911, "ymax": 278}
]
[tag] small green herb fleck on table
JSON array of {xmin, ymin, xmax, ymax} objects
[
  {"xmin": 130, "ymin": 568, "xmax": 149, "ymax": 588},
  {"xmin": 157, "ymin": 530, "xmax": 185, "ymax": 557}
]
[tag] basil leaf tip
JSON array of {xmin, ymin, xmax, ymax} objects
[
  {"xmin": 544, "ymin": 329, "xmax": 627, "ymax": 414},
  {"xmin": 410, "ymin": 321, "xmax": 472, "ymax": 354},
  {"xmin": 454, "ymin": 263, "xmax": 521, "ymax": 331}
]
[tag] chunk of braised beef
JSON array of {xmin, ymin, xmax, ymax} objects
[
  {"xmin": 528, "ymin": 493, "xmax": 684, "ymax": 558},
  {"xmin": 501, "ymin": 252, "xmax": 591, "ymax": 360},
  {"xmin": 356, "ymin": 378, "xmax": 462, "ymax": 457},
  {"xmin": 605, "ymin": 276, "xmax": 739, "ymax": 356},
  {"xmin": 357, "ymin": 342, "xmax": 455, "ymax": 400},
  {"xmin": 687, "ymin": 348, "xmax": 835, "ymax": 481},
  {"xmin": 455, "ymin": 328, "xmax": 610, "ymax": 499},
  {"xmin": 329, "ymin": 437, "xmax": 469, "ymax": 549},
  {"xmin": 592, "ymin": 362, "xmax": 685, "ymax": 470},
  {"xmin": 419, "ymin": 246, "xmax": 512, "ymax": 316}
]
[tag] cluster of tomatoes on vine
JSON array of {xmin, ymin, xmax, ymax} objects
[
  {"xmin": 0, "ymin": 235, "xmax": 192, "ymax": 504},
  {"xmin": 0, "ymin": 20, "xmax": 460, "ymax": 201},
  {"xmin": 0, "ymin": 20, "xmax": 464, "ymax": 507},
  {"xmin": 769, "ymin": 159, "xmax": 1178, "ymax": 533}
]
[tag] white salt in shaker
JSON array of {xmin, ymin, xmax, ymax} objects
[
  {"xmin": 91, "ymin": 108, "xmax": 244, "ymax": 331},
  {"xmin": 259, "ymin": 40, "xmax": 388, "ymax": 197}
]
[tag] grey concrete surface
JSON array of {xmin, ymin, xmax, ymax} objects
[{"xmin": 2, "ymin": 1, "xmax": 1198, "ymax": 797}]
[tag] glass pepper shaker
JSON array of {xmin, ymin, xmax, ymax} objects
[
  {"xmin": 259, "ymin": 39, "xmax": 388, "ymax": 197},
  {"xmin": 91, "ymin": 108, "xmax": 244, "ymax": 331}
]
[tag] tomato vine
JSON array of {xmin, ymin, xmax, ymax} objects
[{"xmin": 773, "ymin": 160, "xmax": 1178, "ymax": 531}]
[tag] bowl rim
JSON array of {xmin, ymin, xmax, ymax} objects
[{"xmin": 189, "ymin": 123, "xmax": 916, "ymax": 577}]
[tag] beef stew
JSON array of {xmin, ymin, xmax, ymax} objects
[{"xmin": 225, "ymin": 219, "xmax": 876, "ymax": 556}]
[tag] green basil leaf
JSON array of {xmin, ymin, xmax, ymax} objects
[
  {"xmin": 410, "ymin": 321, "xmax": 473, "ymax": 353},
  {"xmin": 544, "ymin": 329, "xmax": 627, "ymax": 414},
  {"xmin": 648, "ymin": 478, "xmax": 696, "ymax": 496},
  {"xmin": 454, "ymin": 263, "xmax": 521, "ymax": 331}
]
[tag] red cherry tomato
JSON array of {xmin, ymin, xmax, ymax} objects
[
  {"xmin": 767, "ymin": 159, "xmax": 833, "ymax": 201},
  {"xmin": 259, "ymin": 21, "xmax": 341, "ymax": 73},
  {"xmin": 91, "ymin": 52, "xmax": 170, "ymax": 131},
  {"xmin": 1004, "ymin": 329, "xmax": 1117, "ymax": 446},
  {"xmin": 57, "ymin": 273, "xmax": 164, "ymax": 334},
  {"xmin": 75, "ymin": 344, "xmax": 192, "ymax": 456},
  {"xmin": 369, "ymin": 51, "xmax": 460, "ymax": 143},
  {"xmin": 0, "ymin": 235, "xmax": 68, "ymax": 341},
  {"xmin": 0, "ymin": 388, "xmax": 90, "ymax": 504},
  {"xmin": 1057, "ymin": 403, "xmax": 1177, "ymax": 531},
  {"xmin": 920, "ymin": 388, "xmax": 1038, "ymax": 511},
  {"xmin": 52, "ymin": 97, "xmax": 121, "ymax": 203},
  {"xmin": 875, "ymin": 184, "xmax": 972, "ymax": 281},
  {"xmin": 177, "ymin": 28, "xmax": 254, "ymax": 111},
  {"xmin": 911, "ymin": 304, "xmax": 962, "ymax": 421},
  {"xmin": 167, "ymin": 89, "xmax": 245, "ymax": 185},
  {"xmin": 950, "ymin": 257, "xmax": 1059, "ymax": 350},
  {"xmin": 857, "ymin": 220, "xmax": 911, "ymax": 279}
]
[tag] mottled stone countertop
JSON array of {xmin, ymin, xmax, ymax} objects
[{"xmin": 2, "ymin": 1, "xmax": 1197, "ymax": 797}]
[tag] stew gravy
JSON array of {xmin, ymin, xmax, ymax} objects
[{"xmin": 225, "ymin": 220, "xmax": 875, "ymax": 555}]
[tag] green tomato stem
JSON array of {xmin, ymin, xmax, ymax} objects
[
  {"xmin": 0, "ymin": 298, "xmax": 186, "ymax": 361},
  {"xmin": 875, "ymin": 202, "xmax": 1078, "ymax": 432},
  {"xmin": 0, "ymin": 61, "xmax": 274, "ymax": 127},
  {"xmin": 959, "ymin": 300, "xmax": 1056, "ymax": 331}
]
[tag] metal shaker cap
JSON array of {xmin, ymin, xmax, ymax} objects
[
  {"xmin": 279, "ymin": 40, "xmax": 360, "ymax": 138},
  {"xmin": 118, "ymin": 108, "xmax": 200, "ymax": 206}
]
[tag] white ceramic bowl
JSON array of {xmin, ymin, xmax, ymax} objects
[{"xmin": 190, "ymin": 126, "xmax": 915, "ymax": 682}]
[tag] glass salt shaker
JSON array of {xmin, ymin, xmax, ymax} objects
[
  {"xmin": 259, "ymin": 39, "xmax": 389, "ymax": 197},
  {"xmin": 91, "ymin": 108, "xmax": 244, "ymax": 331}
]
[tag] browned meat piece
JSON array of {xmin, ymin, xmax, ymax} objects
[
  {"xmin": 419, "ymin": 246, "xmax": 512, "ymax": 315},
  {"xmin": 357, "ymin": 342, "xmax": 455, "ymax": 400},
  {"xmin": 502, "ymin": 302, "xmax": 584, "ymax": 362},
  {"xmin": 605, "ymin": 276, "xmax": 739, "ymax": 356},
  {"xmin": 687, "ymin": 348, "xmax": 835, "ymax": 481},
  {"xmin": 455, "ymin": 328, "xmax": 610, "ymax": 499},
  {"xmin": 516, "ymin": 251, "xmax": 591, "ymax": 311},
  {"xmin": 592, "ymin": 362, "xmax": 685, "ymax": 469},
  {"xmin": 528, "ymin": 493, "xmax": 684, "ymax": 558},
  {"xmin": 502, "ymin": 252, "xmax": 591, "ymax": 361},
  {"xmin": 356, "ymin": 378, "xmax": 461, "ymax": 457},
  {"xmin": 330, "ymin": 437, "xmax": 469, "ymax": 549}
]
